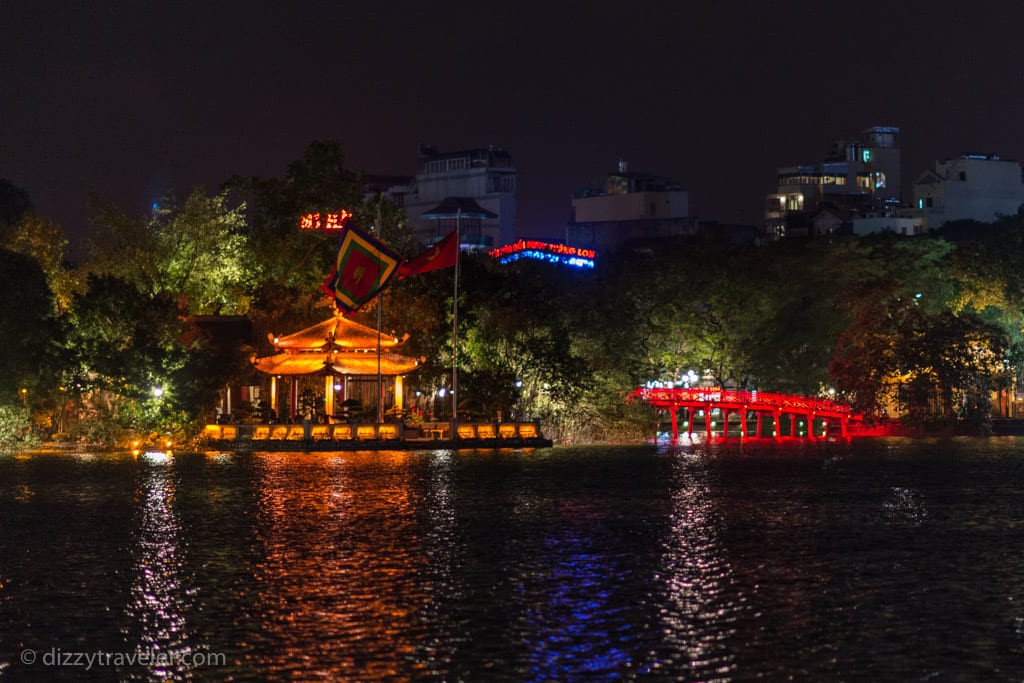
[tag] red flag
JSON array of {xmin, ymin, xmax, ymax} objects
[
  {"xmin": 399, "ymin": 230, "xmax": 459, "ymax": 279},
  {"xmin": 321, "ymin": 224, "xmax": 401, "ymax": 313}
]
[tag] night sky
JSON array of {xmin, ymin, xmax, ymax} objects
[{"xmin": 5, "ymin": 1, "xmax": 1024, "ymax": 255}]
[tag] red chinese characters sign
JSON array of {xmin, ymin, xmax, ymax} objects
[{"xmin": 299, "ymin": 210, "xmax": 353, "ymax": 231}]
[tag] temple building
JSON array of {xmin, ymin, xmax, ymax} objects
[{"xmin": 251, "ymin": 313, "xmax": 421, "ymax": 421}]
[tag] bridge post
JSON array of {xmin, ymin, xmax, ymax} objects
[
  {"xmin": 705, "ymin": 406, "xmax": 713, "ymax": 440},
  {"xmin": 670, "ymin": 405, "xmax": 679, "ymax": 442},
  {"xmin": 740, "ymin": 405, "xmax": 747, "ymax": 438},
  {"xmin": 688, "ymin": 406, "xmax": 694, "ymax": 438},
  {"xmin": 756, "ymin": 411, "xmax": 763, "ymax": 437},
  {"xmin": 773, "ymin": 410, "xmax": 781, "ymax": 439}
]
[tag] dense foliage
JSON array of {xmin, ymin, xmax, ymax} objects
[{"xmin": 2, "ymin": 145, "xmax": 1023, "ymax": 449}]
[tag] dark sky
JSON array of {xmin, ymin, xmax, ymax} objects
[{"xmin": 4, "ymin": 1, "xmax": 1024, "ymax": 254}]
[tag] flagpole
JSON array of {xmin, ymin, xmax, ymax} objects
[
  {"xmin": 452, "ymin": 208, "xmax": 460, "ymax": 428},
  {"xmin": 376, "ymin": 198, "xmax": 384, "ymax": 425}
]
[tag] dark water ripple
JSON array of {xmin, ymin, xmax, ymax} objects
[{"xmin": 2, "ymin": 439, "xmax": 1024, "ymax": 680}]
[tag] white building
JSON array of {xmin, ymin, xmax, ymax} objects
[
  {"xmin": 912, "ymin": 154, "xmax": 1024, "ymax": 227},
  {"xmin": 850, "ymin": 213, "xmax": 927, "ymax": 237},
  {"xmin": 801, "ymin": 203, "xmax": 926, "ymax": 238},
  {"xmin": 403, "ymin": 146, "xmax": 517, "ymax": 247},
  {"xmin": 568, "ymin": 161, "xmax": 692, "ymax": 251}
]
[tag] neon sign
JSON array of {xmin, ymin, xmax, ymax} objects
[
  {"xmin": 488, "ymin": 240, "xmax": 596, "ymax": 269},
  {"xmin": 299, "ymin": 210, "xmax": 353, "ymax": 231}
]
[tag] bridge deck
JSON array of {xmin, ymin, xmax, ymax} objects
[{"xmin": 633, "ymin": 387, "xmax": 852, "ymax": 440}]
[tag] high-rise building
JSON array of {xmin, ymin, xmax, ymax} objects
[
  {"xmin": 403, "ymin": 145, "xmax": 517, "ymax": 247},
  {"xmin": 765, "ymin": 126, "xmax": 902, "ymax": 238}
]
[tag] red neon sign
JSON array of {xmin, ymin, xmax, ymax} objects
[
  {"xmin": 299, "ymin": 210, "xmax": 353, "ymax": 231},
  {"xmin": 488, "ymin": 240, "xmax": 597, "ymax": 260}
]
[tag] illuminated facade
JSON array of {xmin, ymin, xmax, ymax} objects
[
  {"xmin": 251, "ymin": 313, "xmax": 420, "ymax": 422},
  {"xmin": 912, "ymin": 154, "xmax": 1024, "ymax": 227},
  {"xmin": 765, "ymin": 126, "xmax": 902, "ymax": 238},
  {"xmin": 568, "ymin": 160, "xmax": 692, "ymax": 251},
  {"xmin": 403, "ymin": 145, "xmax": 517, "ymax": 248}
]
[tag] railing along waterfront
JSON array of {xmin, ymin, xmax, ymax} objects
[{"xmin": 201, "ymin": 420, "xmax": 550, "ymax": 451}]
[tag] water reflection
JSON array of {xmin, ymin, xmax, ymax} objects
[
  {"xmin": 518, "ymin": 523, "xmax": 632, "ymax": 682},
  {"xmin": 124, "ymin": 452, "xmax": 193, "ymax": 680},
  {"xmin": 412, "ymin": 450, "xmax": 459, "ymax": 674},
  {"xmin": 882, "ymin": 486, "xmax": 928, "ymax": 525},
  {"xmin": 654, "ymin": 449, "xmax": 738, "ymax": 679},
  {"xmin": 248, "ymin": 451, "xmax": 431, "ymax": 679}
]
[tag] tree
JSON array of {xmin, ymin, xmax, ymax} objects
[
  {"xmin": 0, "ymin": 179, "xmax": 33, "ymax": 227},
  {"xmin": 895, "ymin": 309, "xmax": 1009, "ymax": 426},
  {"xmin": 4, "ymin": 213, "xmax": 79, "ymax": 314},
  {"xmin": 86, "ymin": 188, "xmax": 257, "ymax": 315},
  {"xmin": 0, "ymin": 249, "xmax": 59, "ymax": 405},
  {"xmin": 0, "ymin": 248, "xmax": 61, "ymax": 446},
  {"xmin": 227, "ymin": 140, "xmax": 367, "ymax": 290},
  {"xmin": 150, "ymin": 188, "xmax": 257, "ymax": 314},
  {"xmin": 62, "ymin": 275, "xmax": 193, "ymax": 441},
  {"xmin": 455, "ymin": 256, "xmax": 598, "ymax": 441},
  {"xmin": 828, "ymin": 235, "xmax": 956, "ymax": 416}
]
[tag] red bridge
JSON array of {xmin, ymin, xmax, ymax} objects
[{"xmin": 633, "ymin": 386, "xmax": 853, "ymax": 441}]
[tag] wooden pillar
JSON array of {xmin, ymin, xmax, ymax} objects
[
  {"xmin": 790, "ymin": 413, "xmax": 797, "ymax": 437},
  {"xmin": 705, "ymin": 406, "xmax": 713, "ymax": 439},
  {"xmin": 808, "ymin": 412, "xmax": 817, "ymax": 441},
  {"xmin": 773, "ymin": 410, "xmax": 781, "ymax": 439},
  {"xmin": 270, "ymin": 376, "xmax": 278, "ymax": 413},
  {"xmin": 395, "ymin": 375, "xmax": 404, "ymax": 412},
  {"xmin": 290, "ymin": 377, "xmax": 299, "ymax": 421},
  {"xmin": 841, "ymin": 416, "xmax": 848, "ymax": 439},
  {"xmin": 670, "ymin": 404, "xmax": 679, "ymax": 441},
  {"xmin": 740, "ymin": 405, "xmax": 747, "ymax": 438},
  {"xmin": 324, "ymin": 375, "xmax": 335, "ymax": 419},
  {"xmin": 688, "ymin": 406, "xmax": 694, "ymax": 438},
  {"xmin": 756, "ymin": 411, "xmax": 763, "ymax": 438}
]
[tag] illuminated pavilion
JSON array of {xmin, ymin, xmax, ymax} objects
[{"xmin": 252, "ymin": 313, "xmax": 421, "ymax": 421}]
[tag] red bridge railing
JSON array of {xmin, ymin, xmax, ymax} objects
[
  {"xmin": 633, "ymin": 387, "xmax": 851, "ymax": 418},
  {"xmin": 632, "ymin": 386, "xmax": 853, "ymax": 440}
]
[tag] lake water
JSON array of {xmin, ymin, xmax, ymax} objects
[{"xmin": 1, "ymin": 438, "xmax": 1024, "ymax": 681}]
